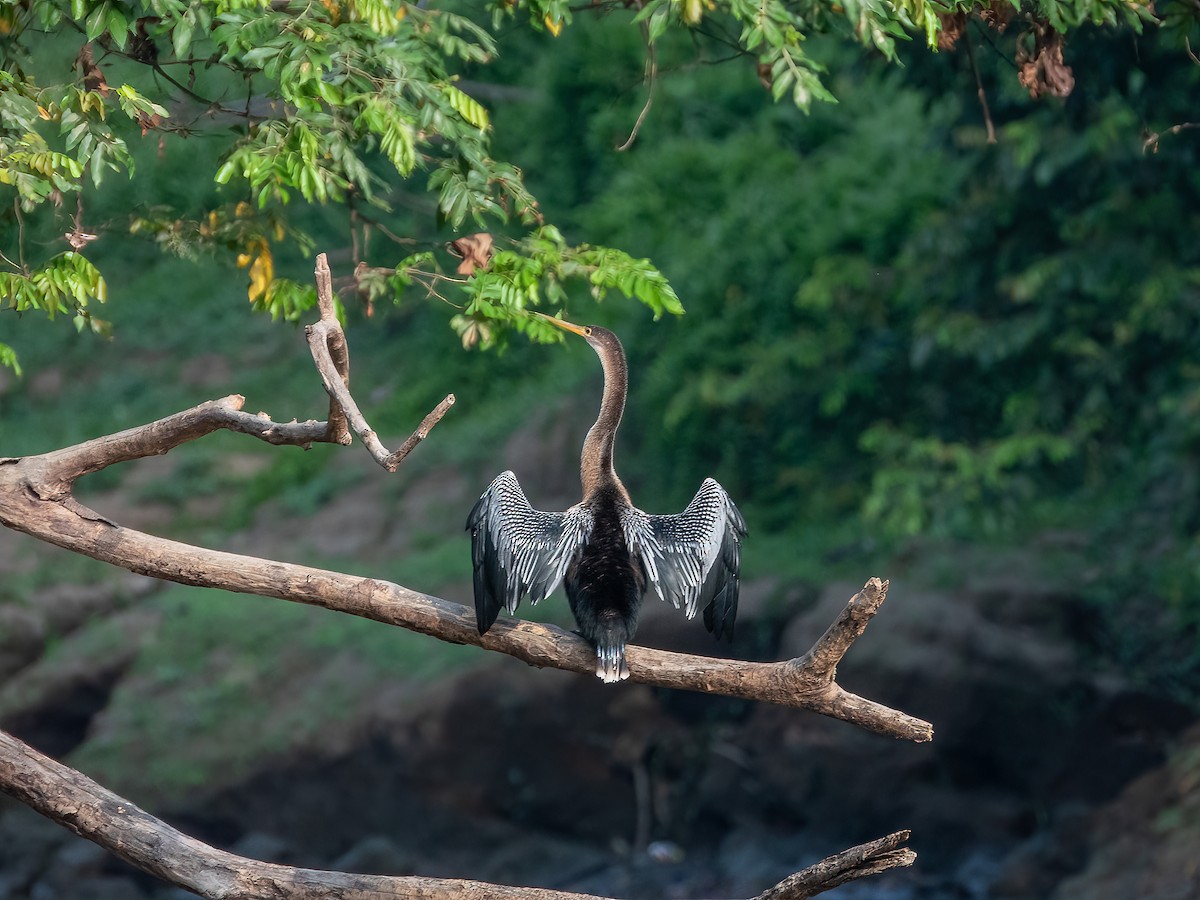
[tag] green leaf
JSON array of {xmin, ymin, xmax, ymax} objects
[
  {"xmin": 444, "ymin": 84, "xmax": 489, "ymax": 130},
  {"xmin": 214, "ymin": 159, "xmax": 237, "ymax": 184},
  {"xmin": 106, "ymin": 4, "xmax": 128, "ymax": 47},
  {"xmin": 0, "ymin": 342, "xmax": 21, "ymax": 376},
  {"xmin": 84, "ymin": 2, "xmax": 108, "ymax": 40},
  {"xmin": 173, "ymin": 12, "xmax": 195, "ymax": 60},
  {"xmin": 648, "ymin": 6, "xmax": 670, "ymax": 43}
]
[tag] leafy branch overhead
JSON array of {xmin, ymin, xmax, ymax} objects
[{"xmin": 0, "ymin": 0, "xmax": 1181, "ymax": 370}]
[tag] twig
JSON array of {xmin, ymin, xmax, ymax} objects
[
  {"xmin": 1143, "ymin": 121, "xmax": 1200, "ymax": 154},
  {"xmin": 617, "ymin": 25, "xmax": 657, "ymax": 151},
  {"xmin": 964, "ymin": 34, "xmax": 997, "ymax": 145},
  {"xmin": 14, "ymin": 198, "xmax": 27, "ymax": 271},
  {"xmin": 0, "ymin": 727, "xmax": 914, "ymax": 899},
  {"xmin": 386, "ymin": 393, "xmax": 456, "ymax": 468},
  {"xmin": 349, "ymin": 207, "xmax": 424, "ymax": 248},
  {"xmin": 971, "ymin": 18, "xmax": 1021, "ymax": 73}
]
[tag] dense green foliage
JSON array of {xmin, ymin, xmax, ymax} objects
[{"xmin": 0, "ymin": 0, "xmax": 1174, "ymax": 361}]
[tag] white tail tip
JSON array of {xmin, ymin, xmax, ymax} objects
[{"xmin": 596, "ymin": 644, "xmax": 630, "ymax": 683}]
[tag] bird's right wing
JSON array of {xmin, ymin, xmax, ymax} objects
[
  {"xmin": 621, "ymin": 478, "xmax": 747, "ymax": 640},
  {"xmin": 466, "ymin": 470, "xmax": 591, "ymax": 635}
]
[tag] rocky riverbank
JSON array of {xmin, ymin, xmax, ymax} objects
[{"xmin": 2, "ymin": 570, "xmax": 1196, "ymax": 899}]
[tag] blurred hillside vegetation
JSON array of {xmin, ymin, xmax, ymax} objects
[{"xmin": 1, "ymin": 0, "xmax": 1200, "ymax": 762}]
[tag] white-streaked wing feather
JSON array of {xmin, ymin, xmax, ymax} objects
[
  {"xmin": 622, "ymin": 478, "xmax": 746, "ymax": 639},
  {"xmin": 466, "ymin": 471, "xmax": 591, "ymax": 634}
]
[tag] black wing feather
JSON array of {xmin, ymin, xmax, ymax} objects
[
  {"xmin": 466, "ymin": 471, "xmax": 590, "ymax": 635},
  {"xmin": 622, "ymin": 478, "xmax": 747, "ymax": 641}
]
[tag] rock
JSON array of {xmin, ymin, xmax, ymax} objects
[
  {"xmin": 0, "ymin": 805, "xmax": 69, "ymax": 891},
  {"xmin": 16, "ymin": 827, "xmax": 152, "ymax": 900},
  {"xmin": 30, "ymin": 876, "xmax": 150, "ymax": 900},
  {"xmin": 0, "ymin": 603, "xmax": 46, "ymax": 679},
  {"xmin": 716, "ymin": 827, "xmax": 820, "ymax": 896},
  {"xmin": 228, "ymin": 831, "xmax": 295, "ymax": 865},
  {"xmin": 1046, "ymin": 722, "xmax": 1200, "ymax": 900},
  {"xmin": 330, "ymin": 835, "xmax": 414, "ymax": 874}
]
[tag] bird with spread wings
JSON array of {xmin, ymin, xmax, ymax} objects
[{"xmin": 467, "ymin": 316, "xmax": 746, "ymax": 683}]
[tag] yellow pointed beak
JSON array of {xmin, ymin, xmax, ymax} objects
[{"xmin": 535, "ymin": 311, "xmax": 589, "ymax": 337}]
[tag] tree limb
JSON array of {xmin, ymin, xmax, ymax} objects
[
  {"xmin": 0, "ymin": 439, "xmax": 929, "ymax": 740},
  {"xmin": 0, "ymin": 727, "xmax": 914, "ymax": 900},
  {"xmin": 0, "ymin": 251, "xmax": 932, "ymax": 742}
]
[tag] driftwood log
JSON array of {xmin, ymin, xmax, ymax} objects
[{"xmin": 0, "ymin": 254, "xmax": 930, "ymax": 898}]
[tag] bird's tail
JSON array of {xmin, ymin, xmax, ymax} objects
[
  {"xmin": 596, "ymin": 642, "xmax": 629, "ymax": 684},
  {"xmin": 595, "ymin": 611, "xmax": 630, "ymax": 683}
]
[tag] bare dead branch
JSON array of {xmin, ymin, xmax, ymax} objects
[
  {"xmin": 0, "ymin": 423, "xmax": 930, "ymax": 740},
  {"xmin": 8, "ymin": 395, "xmax": 330, "ymax": 501},
  {"xmin": 306, "ymin": 253, "xmax": 454, "ymax": 471},
  {"xmin": 0, "ymin": 727, "xmax": 914, "ymax": 900},
  {"xmin": 1143, "ymin": 121, "xmax": 1200, "ymax": 153},
  {"xmin": 795, "ymin": 578, "xmax": 888, "ymax": 680},
  {"xmin": 754, "ymin": 830, "xmax": 916, "ymax": 900},
  {"xmin": 312, "ymin": 253, "xmax": 351, "ymax": 444},
  {"xmin": 386, "ymin": 392, "xmax": 457, "ymax": 468}
]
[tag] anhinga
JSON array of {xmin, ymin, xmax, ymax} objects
[{"xmin": 467, "ymin": 315, "xmax": 747, "ymax": 683}]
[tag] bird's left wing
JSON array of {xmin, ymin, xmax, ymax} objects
[
  {"xmin": 621, "ymin": 478, "xmax": 747, "ymax": 640},
  {"xmin": 466, "ymin": 470, "xmax": 591, "ymax": 635}
]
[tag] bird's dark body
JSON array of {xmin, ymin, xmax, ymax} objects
[{"xmin": 564, "ymin": 484, "xmax": 647, "ymax": 657}]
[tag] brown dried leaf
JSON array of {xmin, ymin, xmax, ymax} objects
[
  {"xmin": 756, "ymin": 62, "xmax": 773, "ymax": 91},
  {"xmin": 136, "ymin": 113, "xmax": 162, "ymax": 136},
  {"xmin": 449, "ymin": 232, "xmax": 494, "ymax": 276},
  {"xmin": 1016, "ymin": 25, "xmax": 1075, "ymax": 100},
  {"xmin": 128, "ymin": 17, "xmax": 158, "ymax": 65},
  {"xmin": 937, "ymin": 13, "xmax": 967, "ymax": 51},
  {"xmin": 75, "ymin": 43, "xmax": 109, "ymax": 96},
  {"xmin": 64, "ymin": 230, "xmax": 99, "ymax": 251},
  {"xmin": 978, "ymin": 0, "xmax": 1014, "ymax": 33}
]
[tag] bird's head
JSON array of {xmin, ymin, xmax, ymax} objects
[{"xmin": 535, "ymin": 313, "xmax": 621, "ymax": 354}]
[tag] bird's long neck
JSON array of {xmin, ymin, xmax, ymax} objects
[{"xmin": 581, "ymin": 339, "xmax": 628, "ymax": 498}]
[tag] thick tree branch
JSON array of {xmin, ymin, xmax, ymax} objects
[
  {"xmin": 0, "ymin": 252, "xmax": 930, "ymax": 740},
  {"xmin": 0, "ymin": 252, "xmax": 928, "ymax": 898},
  {"xmin": 0, "ymin": 727, "xmax": 914, "ymax": 899},
  {"xmin": 0, "ymin": 427, "xmax": 929, "ymax": 740}
]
